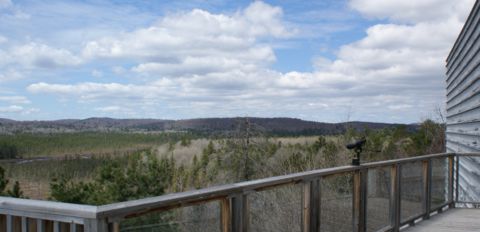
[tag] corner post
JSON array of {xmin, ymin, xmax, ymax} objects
[
  {"xmin": 221, "ymin": 197, "xmax": 231, "ymax": 232},
  {"xmin": 422, "ymin": 159, "xmax": 431, "ymax": 219},
  {"xmin": 353, "ymin": 169, "xmax": 367, "ymax": 232},
  {"xmin": 83, "ymin": 219, "xmax": 108, "ymax": 232},
  {"xmin": 231, "ymin": 193, "xmax": 249, "ymax": 232},
  {"xmin": 302, "ymin": 179, "xmax": 320, "ymax": 232},
  {"xmin": 390, "ymin": 164, "xmax": 401, "ymax": 232},
  {"xmin": 455, "ymin": 154, "xmax": 460, "ymax": 204},
  {"xmin": 448, "ymin": 155, "xmax": 455, "ymax": 208}
]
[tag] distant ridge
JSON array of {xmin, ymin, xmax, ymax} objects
[{"xmin": 0, "ymin": 117, "xmax": 417, "ymax": 135}]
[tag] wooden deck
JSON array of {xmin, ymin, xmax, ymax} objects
[{"xmin": 405, "ymin": 209, "xmax": 480, "ymax": 232}]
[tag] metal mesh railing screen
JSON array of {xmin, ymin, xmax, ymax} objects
[
  {"xmin": 119, "ymin": 200, "xmax": 220, "ymax": 232},
  {"xmin": 366, "ymin": 167, "xmax": 391, "ymax": 232},
  {"xmin": 320, "ymin": 173, "xmax": 353, "ymax": 232},
  {"xmin": 400, "ymin": 161, "xmax": 423, "ymax": 222},
  {"xmin": 431, "ymin": 158, "xmax": 448, "ymax": 209},
  {"xmin": 248, "ymin": 183, "xmax": 302, "ymax": 232}
]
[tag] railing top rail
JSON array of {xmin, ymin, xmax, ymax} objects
[
  {"xmin": 0, "ymin": 196, "xmax": 98, "ymax": 222},
  {"xmin": 97, "ymin": 152, "xmax": 454, "ymax": 219},
  {"xmin": 455, "ymin": 152, "xmax": 480, "ymax": 157},
  {"xmin": 1, "ymin": 152, "xmax": 469, "ymax": 221}
]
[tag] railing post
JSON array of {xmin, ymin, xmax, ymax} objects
[
  {"xmin": 302, "ymin": 179, "xmax": 320, "ymax": 232},
  {"xmin": 448, "ymin": 155, "xmax": 455, "ymax": 208},
  {"xmin": 353, "ymin": 169, "xmax": 367, "ymax": 232},
  {"xmin": 390, "ymin": 164, "xmax": 401, "ymax": 232},
  {"xmin": 422, "ymin": 160, "xmax": 431, "ymax": 219},
  {"xmin": 455, "ymin": 154, "xmax": 460, "ymax": 204},
  {"xmin": 71, "ymin": 223, "xmax": 78, "ymax": 232},
  {"xmin": 6, "ymin": 215, "xmax": 12, "ymax": 232},
  {"xmin": 21, "ymin": 217, "xmax": 29, "ymax": 232},
  {"xmin": 231, "ymin": 193, "xmax": 249, "ymax": 232},
  {"xmin": 221, "ymin": 197, "xmax": 231, "ymax": 232},
  {"xmin": 36, "ymin": 219, "xmax": 44, "ymax": 232},
  {"xmin": 83, "ymin": 219, "xmax": 108, "ymax": 232}
]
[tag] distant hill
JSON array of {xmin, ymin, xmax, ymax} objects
[{"xmin": 0, "ymin": 117, "xmax": 417, "ymax": 135}]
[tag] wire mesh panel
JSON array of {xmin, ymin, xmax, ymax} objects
[
  {"xmin": 248, "ymin": 184, "xmax": 302, "ymax": 232},
  {"xmin": 366, "ymin": 167, "xmax": 391, "ymax": 232},
  {"xmin": 458, "ymin": 156, "xmax": 480, "ymax": 204},
  {"xmin": 119, "ymin": 201, "xmax": 220, "ymax": 232},
  {"xmin": 320, "ymin": 173, "xmax": 353, "ymax": 232},
  {"xmin": 431, "ymin": 158, "xmax": 448, "ymax": 209},
  {"xmin": 400, "ymin": 161, "xmax": 423, "ymax": 222}
]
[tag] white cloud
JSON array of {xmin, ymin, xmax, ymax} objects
[
  {"xmin": 0, "ymin": 96, "xmax": 30, "ymax": 104},
  {"xmin": 0, "ymin": 105, "xmax": 23, "ymax": 113},
  {"xmin": 27, "ymin": 82, "xmax": 154, "ymax": 101},
  {"xmin": 23, "ymin": 0, "xmax": 478, "ymax": 122},
  {"xmin": 9, "ymin": 42, "xmax": 82, "ymax": 69},
  {"xmin": 349, "ymin": 0, "xmax": 473, "ymax": 23},
  {"xmin": 82, "ymin": 1, "xmax": 289, "ymax": 77},
  {"xmin": 95, "ymin": 106, "xmax": 122, "ymax": 112},
  {"xmin": 112, "ymin": 66, "xmax": 126, "ymax": 75},
  {"xmin": 0, "ymin": 69, "xmax": 23, "ymax": 82},
  {"xmin": 91, "ymin": 69, "xmax": 103, "ymax": 78}
]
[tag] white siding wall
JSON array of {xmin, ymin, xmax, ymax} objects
[{"xmin": 446, "ymin": 0, "xmax": 480, "ymax": 202}]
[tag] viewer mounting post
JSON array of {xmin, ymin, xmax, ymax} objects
[{"xmin": 346, "ymin": 138, "xmax": 366, "ymax": 165}]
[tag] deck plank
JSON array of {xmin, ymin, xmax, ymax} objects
[{"xmin": 405, "ymin": 209, "xmax": 480, "ymax": 232}]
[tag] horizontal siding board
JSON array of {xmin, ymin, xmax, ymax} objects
[
  {"xmin": 446, "ymin": 15, "xmax": 480, "ymax": 84},
  {"xmin": 447, "ymin": 0, "xmax": 480, "ymax": 63},
  {"xmin": 447, "ymin": 56, "xmax": 480, "ymax": 100},
  {"xmin": 446, "ymin": 130, "xmax": 480, "ymax": 137},
  {"xmin": 446, "ymin": 133, "xmax": 480, "ymax": 151},
  {"xmin": 446, "ymin": 106, "xmax": 480, "ymax": 124},
  {"xmin": 447, "ymin": 119, "xmax": 480, "ymax": 127},
  {"xmin": 446, "ymin": 41, "xmax": 480, "ymax": 92},
  {"xmin": 446, "ymin": 98, "xmax": 480, "ymax": 118},
  {"xmin": 446, "ymin": 122, "xmax": 480, "ymax": 134},
  {"xmin": 446, "ymin": 88, "xmax": 480, "ymax": 113},
  {"xmin": 446, "ymin": 140, "xmax": 480, "ymax": 153}
]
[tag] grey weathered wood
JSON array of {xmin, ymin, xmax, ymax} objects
[
  {"xmin": 448, "ymin": 156, "xmax": 455, "ymax": 207},
  {"xmin": 455, "ymin": 156, "xmax": 460, "ymax": 204},
  {"xmin": 446, "ymin": 0, "xmax": 480, "ymax": 204},
  {"xmin": 36, "ymin": 219, "xmax": 44, "ymax": 232},
  {"xmin": 0, "ymin": 197, "xmax": 97, "ymax": 223},
  {"xmin": 6, "ymin": 215, "xmax": 12, "ymax": 232},
  {"xmin": 0, "ymin": 153, "xmax": 479, "ymax": 232},
  {"xmin": 21, "ymin": 217, "xmax": 28, "ymax": 232},
  {"xmin": 390, "ymin": 164, "xmax": 401, "ymax": 232},
  {"xmin": 70, "ymin": 223, "xmax": 77, "ymax": 232},
  {"xmin": 422, "ymin": 160, "xmax": 431, "ymax": 219},
  {"xmin": 97, "ymin": 153, "xmax": 454, "ymax": 219},
  {"xmin": 405, "ymin": 209, "xmax": 480, "ymax": 232},
  {"xmin": 231, "ymin": 194, "xmax": 248, "ymax": 232},
  {"xmin": 302, "ymin": 179, "xmax": 319, "ymax": 232},
  {"xmin": 352, "ymin": 170, "xmax": 367, "ymax": 232},
  {"xmin": 53, "ymin": 221, "xmax": 60, "ymax": 232},
  {"xmin": 83, "ymin": 219, "xmax": 108, "ymax": 232}
]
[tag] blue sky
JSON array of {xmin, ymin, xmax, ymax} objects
[{"xmin": 0, "ymin": 0, "xmax": 475, "ymax": 123}]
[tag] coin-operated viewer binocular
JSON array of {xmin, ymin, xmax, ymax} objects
[{"xmin": 346, "ymin": 138, "xmax": 366, "ymax": 166}]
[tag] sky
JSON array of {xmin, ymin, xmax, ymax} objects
[{"xmin": 0, "ymin": 0, "xmax": 475, "ymax": 123}]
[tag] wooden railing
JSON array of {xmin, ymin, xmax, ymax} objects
[{"xmin": 1, "ymin": 153, "xmax": 479, "ymax": 232}]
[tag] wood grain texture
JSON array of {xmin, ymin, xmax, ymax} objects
[{"xmin": 405, "ymin": 209, "xmax": 480, "ymax": 232}]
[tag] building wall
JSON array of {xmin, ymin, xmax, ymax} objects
[{"xmin": 446, "ymin": 0, "xmax": 480, "ymax": 202}]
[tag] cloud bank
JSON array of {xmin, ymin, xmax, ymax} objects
[{"xmin": 0, "ymin": 0, "xmax": 475, "ymax": 122}]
